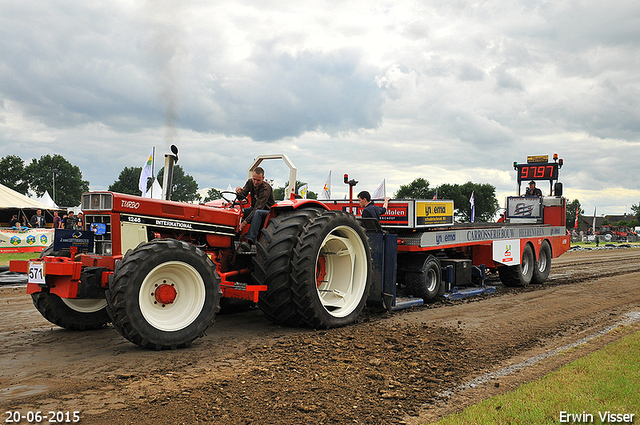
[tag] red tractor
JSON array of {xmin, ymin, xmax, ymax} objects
[{"xmin": 11, "ymin": 150, "xmax": 372, "ymax": 349}]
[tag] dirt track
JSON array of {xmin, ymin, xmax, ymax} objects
[{"xmin": 2, "ymin": 247, "xmax": 640, "ymax": 424}]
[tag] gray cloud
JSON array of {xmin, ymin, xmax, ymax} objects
[{"xmin": 1, "ymin": 0, "xmax": 639, "ymax": 215}]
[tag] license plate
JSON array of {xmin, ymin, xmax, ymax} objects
[{"xmin": 28, "ymin": 262, "xmax": 46, "ymax": 285}]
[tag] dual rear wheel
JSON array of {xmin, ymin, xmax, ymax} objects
[{"xmin": 498, "ymin": 241, "xmax": 552, "ymax": 287}]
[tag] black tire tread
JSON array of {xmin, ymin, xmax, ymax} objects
[
  {"xmin": 531, "ymin": 241, "xmax": 552, "ymax": 284},
  {"xmin": 31, "ymin": 292, "xmax": 110, "ymax": 331},
  {"xmin": 31, "ymin": 244, "xmax": 109, "ymax": 331},
  {"xmin": 106, "ymin": 239, "xmax": 221, "ymax": 350},
  {"xmin": 253, "ymin": 209, "xmax": 321, "ymax": 326}
]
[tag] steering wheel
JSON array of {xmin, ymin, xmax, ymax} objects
[{"xmin": 220, "ymin": 191, "xmax": 247, "ymax": 207}]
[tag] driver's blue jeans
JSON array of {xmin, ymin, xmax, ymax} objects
[{"xmin": 242, "ymin": 208, "xmax": 269, "ymax": 244}]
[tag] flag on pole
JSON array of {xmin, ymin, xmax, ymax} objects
[
  {"xmin": 321, "ymin": 171, "xmax": 331, "ymax": 200},
  {"xmin": 470, "ymin": 191, "xmax": 475, "ymax": 222},
  {"xmin": 592, "ymin": 207, "xmax": 597, "ymax": 232},
  {"xmin": 139, "ymin": 148, "xmax": 154, "ymax": 196},
  {"xmin": 285, "ymin": 184, "xmax": 292, "ymax": 200},
  {"xmin": 372, "ymin": 179, "xmax": 386, "ymax": 199},
  {"xmin": 574, "ymin": 208, "xmax": 579, "ymax": 229},
  {"xmin": 298, "ymin": 184, "xmax": 308, "ymax": 199},
  {"xmin": 433, "ymin": 190, "xmax": 438, "ymax": 200}
]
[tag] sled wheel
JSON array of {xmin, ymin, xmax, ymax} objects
[
  {"xmin": 291, "ymin": 211, "xmax": 372, "ymax": 328},
  {"xmin": 531, "ymin": 241, "xmax": 552, "ymax": 284},
  {"xmin": 405, "ymin": 255, "xmax": 443, "ymax": 300},
  {"xmin": 498, "ymin": 243, "xmax": 535, "ymax": 287},
  {"xmin": 107, "ymin": 239, "xmax": 221, "ymax": 350},
  {"xmin": 253, "ymin": 208, "xmax": 321, "ymax": 326}
]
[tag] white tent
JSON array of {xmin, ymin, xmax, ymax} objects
[
  {"xmin": 0, "ymin": 184, "xmax": 52, "ymax": 210},
  {"xmin": 34, "ymin": 190, "xmax": 58, "ymax": 209},
  {"xmin": 145, "ymin": 179, "xmax": 163, "ymax": 199}
]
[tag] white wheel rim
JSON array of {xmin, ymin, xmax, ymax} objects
[
  {"xmin": 61, "ymin": 298, "xmax": 108, "ymax": 313},
  {"xmin": 538, "ymin": 249, "xmax": 548, "ymax": 272},
  {"xmin": 139, "ymin": 261, "xmax": 205, "ymax": 332},
  {"xmin": 315, "ymin": 225, "xmax": 368, "ymax": 318},
  {"xmin": 426, "ymin": 267, "xmax": 438, "ymax": 292}
]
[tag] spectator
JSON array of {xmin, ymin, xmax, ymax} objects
[
  {"xmin": 9, "ymin": 214, "xmax": 21, "ymax": 229},
  {"xmin": 75, "ymin": 212, "xmax": 83, "ymax": 230},
  {"xmin": 64, "ymin": 211, "xmax": 75, "ymax": 229},
  {"xmin": 53, "ymin": 211, "xmax": 62, "ymax": 229},
  {"xmin": 30, "ymin": 209, "xmax": 46, "ymax": 228}
]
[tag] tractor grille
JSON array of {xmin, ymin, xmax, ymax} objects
[{"xmin": 84, "ymin": 214, "xmax": 112, "ymax": 255}]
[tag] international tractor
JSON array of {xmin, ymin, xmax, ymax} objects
[{"xmin": 11, "ymin": 149, "xmax": 570, "ymax": 350}]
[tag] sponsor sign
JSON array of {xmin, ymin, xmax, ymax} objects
[
  {"xmin": 420, "ymin": 225, "xmax": 566, "ymax": 247},
  {"xmin": 0, "ymin": 229, "xmax": 54, "ymax": 252},
  {"xmin": 506, "ymin": 197, "xmax": 542, "ymax": 219},
  {"xmin": 416, "ymin": 201, "xmax": 454, "ymax": 226},
  {"xmin": 492, "ymin": 239, "xmax": 521, "ymax": 265},
  {"xmin": 527, "ymin": 155, "xmax": 548, "ymax": 163},
  {"xmin": 53, "ymin": 229, "xmax": 95, "ymax": 253}
]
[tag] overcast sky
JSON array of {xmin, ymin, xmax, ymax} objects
[{"xmin": 1, "ymin": 0, "xmax": 639, "ymax": 216}]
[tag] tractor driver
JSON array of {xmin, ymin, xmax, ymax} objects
[
  {"xmin": 235, "ymin": 166, "xmax": 275, "ymax": 252},
  {"xmin": 525, "ymin": 180, "xmax": 543, "ymax": 197},
  {"xmin": 357, "ymin": 191, "xmax": 391, "ymax": 222}
]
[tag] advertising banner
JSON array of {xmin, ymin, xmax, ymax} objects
[
  {"xmin": 415, "ymin": 201, "xmax": 454, "ymax": 226},
  {"xmin": 0, "ymin": 228, "xmax": 54, "ymax": 253},
  {"xmin": 506, "ymin": 197, "xmax": 543, "ymax": 219}
]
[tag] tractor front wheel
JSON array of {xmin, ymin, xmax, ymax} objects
[{"xmin": 107, "ymin": 239, "xmax": 221, "ymax": 350}]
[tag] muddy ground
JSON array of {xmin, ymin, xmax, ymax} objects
[{"xmin": 2, "ymin": 247, "xmax": 640, "ymax": 424}]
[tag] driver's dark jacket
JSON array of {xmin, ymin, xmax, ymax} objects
[{"xmin": 238, "ymin": 179, "xmax": 275, "ymax": 222}]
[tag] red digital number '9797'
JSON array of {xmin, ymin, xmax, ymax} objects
[{"xmin": 520, "ymin": 165, "xmax": 554, "ymax": 179}]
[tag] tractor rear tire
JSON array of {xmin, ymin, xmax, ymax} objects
[
  {"xmin": 31, "ymin": 244, "xmax": 110, "ymax": 330},
  {"xmin": 106, "ymin": 239, "xmax": 221, "ymax": 350},
  {"xmin": 291, "ymin": 211, "xmax": 372, "ymax": 328},
  {"xmin": 531, "ymin": 241, "xmax": 552, "ymax": 284},
  {"xmin": 498, "ymin": 243, "xmax": 534, "ymax": 287},
  {"xmin": 405, "ymin": 255, "xmax": 443, "ymax": 301},
  {"xmin": 253, "ymin": 208, "xmax": 321, "ymax": 326}
]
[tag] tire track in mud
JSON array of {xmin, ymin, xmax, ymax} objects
[{"xmin": 3, "ymin": 249, "xmax": 640, "ymax": 425}]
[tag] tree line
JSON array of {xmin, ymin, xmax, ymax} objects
[{"xmin": 5, "ymin": 154, "xmax": 636, "ymax": 227}]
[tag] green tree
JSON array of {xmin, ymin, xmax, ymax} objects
[
  {"xmin": 0, "ymin": 155, "xmax": 30, "ymax": 194},
  {"xmin": 157, "ymin": 165, "xmax": 200, "ymax": 203},
  {"xmin": 396, "ymin": 179, "xmax": 498, "ymax": 222},
  {"xmin": 109, "ymin": 167, "xmax": 144, "ymax": 195},
  {"xmin": 631, "ymin": 203, "xmax": 640, "ymax": 226},
  {"xmin": 24, "ymin": 154, "xmax": 89, "ymax": 207},
  {"xmin": 440, "ymin": 182, "xmax": 499, "ymax": 222},
  {"xmin": 394, "ymin": 178, "xmax": 435, "ymax": 199},
  {"xmin": 566, "ymin": 199, "xmax": 583, "ymax": 230},
  {"xmin": 204, "ymin": 187, "xmax": 223, "ymax": 202},
  {"xmin": 274, "ymin": 181, "xmax": 318, "ymax": 200}
]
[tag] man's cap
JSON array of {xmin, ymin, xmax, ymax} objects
[{"xmin": 529, "ymin": 180, "xmax": 536, "ymax": 185}]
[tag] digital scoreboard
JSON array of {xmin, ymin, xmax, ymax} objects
[{"xmin": 516, "ymin": 162, "xmax": 559, "ymax": 182}]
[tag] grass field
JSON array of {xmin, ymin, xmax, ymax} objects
[
  {"xmin": 433, "ymin": 329, "xmax": 640, "ymax": 425},
  {"xmin": 0, "ymin": 252, "xmax": 40, "ymax": 267}
]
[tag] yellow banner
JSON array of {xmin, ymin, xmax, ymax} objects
[
  {"xmin": 527, "ymin": 155, "xmax": 548, "ymax": 163},
  {"xmin": 416, "ymin": 201, "xmax": 454, "ymax": 225}
]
